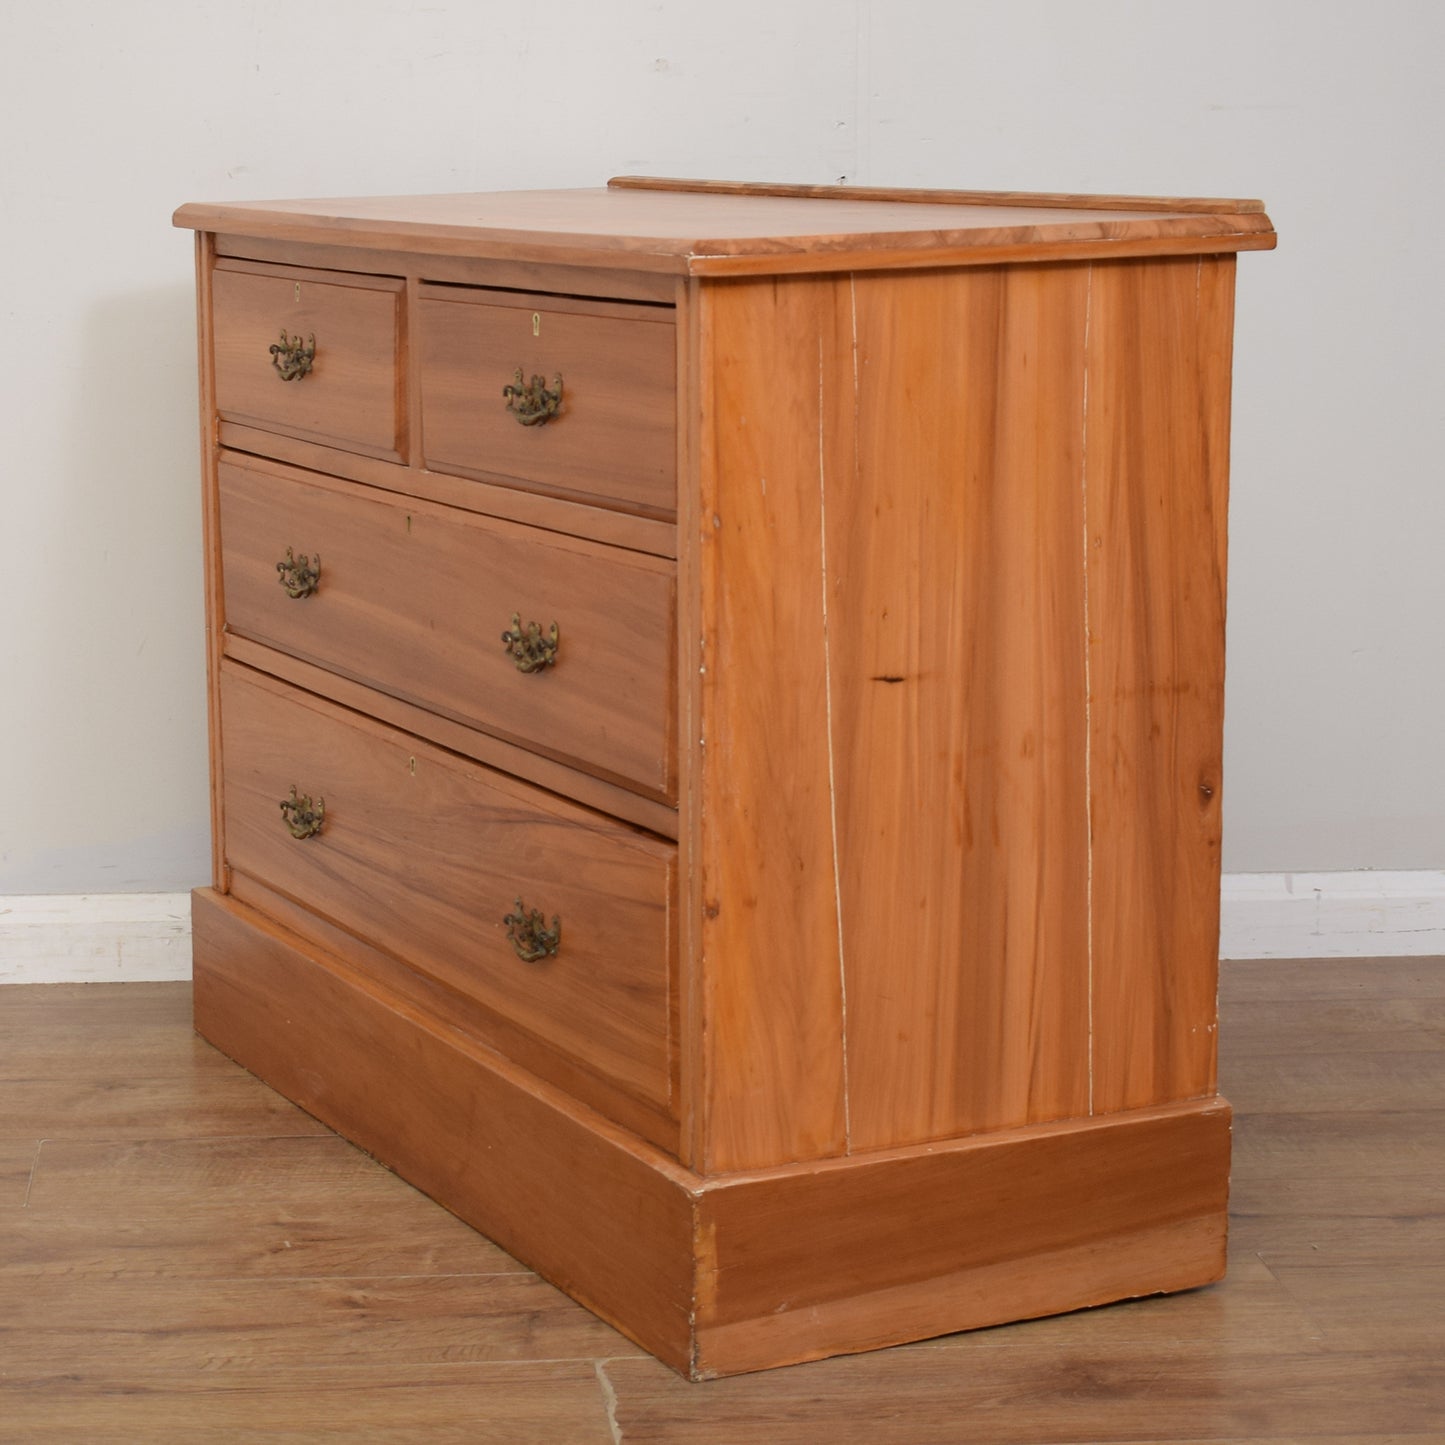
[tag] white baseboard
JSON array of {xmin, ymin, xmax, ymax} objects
[
  {"xmin": 2, "ymin": 873, "xmax": 1443, "ymax": 983},
  {"xmin": 0, "ymin": 892, "xmax": 193, "ymax": 984},
  {"xmin": 1219, "ymin": 870, "xmax": 1445, "ymax": 959}
]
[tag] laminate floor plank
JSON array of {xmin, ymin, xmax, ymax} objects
[
  {"xmin": 8, "ymin": 1137, "xmax": 524, "ymax": 1277},
  {"xmin": 1219, "ymin": 956, "xmax": 1445, "ymax": 1001},
  {"xmin": 1220, "ymin": 996, "xmax": 1445, "ymax": 1054},
  {"xmin": 603, "ymin": 1346, "xmax": 1445, "ymax": 1443},
  {"xmin": 0, "ymin": 1072, "xmax": 332, "ymax": 1142},
  {"xmin": 26, "ymin": 1134, "xmax": 450, "ymax": 1210},
  {"xmin": 0, "ymin": 982, "xmax": 197, "ymax": 1078},
  {"xmin": 1217, "ymin": 1049, "xmax": 1445, "ymax": 1114},
  {"xmin": 0, "ymin": 1272, "xmax": 643, "ymax": 1375},
  {"xmin": 1228, "ymin": 1111, "xmax": 1445, "ymax": 1216},
  {"xmin": 0, "ymin": 1140, "xmax": 38, "ymax": 1206},
  {"xmin": 1, "ymin": 964, "xmax": 1442, "ymax": 1438},
  {"xmin": 924, "ymin": 1252, "xmax": 1323, "ymax": 1354},
  {"xmin": 0, "ymin": 1362, "xmax": 616, "ymax": 1444}
]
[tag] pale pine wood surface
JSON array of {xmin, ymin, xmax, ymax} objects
[
  {"xmin": 834, "ymin": 263, "xmax": 1092, "ymax": 1149},
  {"xmin": 218, "ymin": 452, "xmax": 677, "ymax": 800},
  {"xmin": 1, "ymin": 958, "xmax": 1441, "ymax": 1439},
  {"xmin": 217, "ymin": 666, "xmax": 678, "ymax": 1134},
  {"xmin": 174, "ymin": 186, "xmax": 1276, "ymax": 275}
]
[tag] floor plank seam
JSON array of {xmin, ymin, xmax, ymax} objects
[
  {"xmin": 594, "ymin": 1358, "xmax": 624, "ymax": 1443},
  {"xmin": 20, "ymin": 1139, "xmax": 45, "ymax": 1208}
]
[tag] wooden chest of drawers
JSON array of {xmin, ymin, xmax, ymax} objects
[{"xmin": 176, "ymin": 178, "xmax": 1274, "ymax": 1378}]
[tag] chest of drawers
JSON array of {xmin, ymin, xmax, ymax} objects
[{"xmin": 176, "ymin": 178, "xmax": 1274, "ymax": 1378}]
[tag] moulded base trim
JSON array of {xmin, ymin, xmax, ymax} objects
[{"xmin": 191, "ymin": 886, "xmax": 1231, "ymax": 1379}]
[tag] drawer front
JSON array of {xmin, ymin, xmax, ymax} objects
[
  {"xmin": 212, "ymin": 261, "xmax": 404, "ymax": 459},
  {"xmin": 220, "ymin": 665, "xmax": 676, "ymax": 1114},
  {"xmin": 419, "ymin": 286, "xmax": 675, "ymax": 516},
  {"xmin": 218, "ymin": 455, "xmax": 675, "ymax": 799}
]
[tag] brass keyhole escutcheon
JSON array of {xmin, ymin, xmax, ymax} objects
[
  {"xmin": 501, "ymin": 613, "xmax": 559, "ymax": 673},
  {"xmin": 279, "ymin": 786, "xmax": 326, "ymax": 840},
  {"xmin": 276, "ymin": 547, "xmax": 321, "ymax": 599},
  {"xmin": 270, "ymin": 330, "xmax": 316, "ymax": 381},
  {"xmin": 504, "ymin": 898, "xmax": 561, "ymax": 962},
  {"xmin": 502, "ymin": 368, "xmax": 563, "ymax": 425}
]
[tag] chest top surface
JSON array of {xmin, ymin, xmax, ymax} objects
[{"xmin": 174, "ymin": 176, "xmax": 1275, "ymax": 275}]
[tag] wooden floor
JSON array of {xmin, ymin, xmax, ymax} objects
[{"xmin": 1, "ymin": 958, "xmax": 1442, "ymax": 1442}]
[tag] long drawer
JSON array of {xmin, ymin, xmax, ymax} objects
[
  {"xmin": 219, "ymin": 664, "xmax": 676, "ymax": 1116},
  {"xmin": 212, "ymin": 259, "xmax": 405, "ymax": 460},
  {"xmin": 218, "ymin": 453, "xmax": 676, "ymax": 800},
  {"xmin": 418, "ymin": 285, "xmax": 676, "ymax": 516}
]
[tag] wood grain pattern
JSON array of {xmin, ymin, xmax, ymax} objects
[
  {"xmin": 1086, "ymin": 255, "xmax": 1236, "ymax": 1114},
  {"xmin": 833, "ymin": 263, "xmax": 1091, "ymax": 1150},
  {"xmin": 418, "ymin": 285, "xmax": 676, "ymax": 516},
  {"xmin": 217, "ymin": 664, "xmax": 678, "ymax": 1123},
  {"xmin": 175, "ymin": 187, "xmax": 1276, "ymax": 276},
  {"xmin": 217, "ymin": 424, "xmax": 678, "ymax": 558},
  {"xmin": 225, "ymin": 868, "xmax": 680, "ymax": 1152},
  {"xmin": 691, "ymin": 1099, "xmax": 1229, "ymax": 1377},
  {"xmin": 216, "ymin": 230, "xmax": 679, "ymax": 302},
  {"xmin": 0, "ymin": 1363, "xmax": 618, "ymax": 1444},
  {"xmin": 218, "ymin": 453, "xmax": 677, "ymax": 799},
  {"xmin": 0, "ymin": 1142, "xmax": 37, "ymax": 1206},
  {"xmin": 692, "ymin": 276, "xmax": 850, "ymax": 1172},
  {"xmin": 222, "ymin": 633, "xmax": 679, "ymax": 839},
  {"xmin": 606, "ymin": 1348, "xmax": 1445, "ymax": 1443},
  {"xmin": 211, "ymin": 259, "xmax": 405, "ymax": 460},
  {"xmin": 608, "ymin": 174, "xmax": 1270, "ymax": 214},
  {"xmin": 190, "ymin": 888, "xmax": 699, "ymax": 1374}
]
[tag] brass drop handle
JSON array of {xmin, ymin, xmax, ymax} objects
[
  {"xmin": 504, "ymin": 898, "xmax": 561, "ymax": 962},
  {"xmin": 501, "ymin": 613, "xmax": 559, "ymax": 673},
  {"xmin": 270, "ymin": 330, "xmax": 316, "ymax": 381},
  {"xmin": 276, "ymin": 547, "xmax": 321, "ymax": 599},
  {"xmin": 279, "ymin": 786, "xmax": 325, "ymax": 840},
  {"xmin": 503, "ymin": 368, "xmax": 563, "ymax": 425}
]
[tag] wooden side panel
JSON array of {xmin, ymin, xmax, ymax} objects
[
  {"xmin": 1086, "ymin": 256, "xmax": 1236, "ymax": 1113},
  {"xmin": 693, "ymin": 278, "xmax": 851, "ymax": 1172},
  {"xmin": 190, "ymin": 888, "xmax": 697, "ymax": 1373},
  {"xmin": 693, "ymin": 1099, "xmax": 1231, "ymax": 1377},
  {"xmin": 833, "ymin": 265, "xmax": 1093, "ymax": 1150}
]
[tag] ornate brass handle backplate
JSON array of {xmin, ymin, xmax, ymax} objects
[
  {"xmin": 279, "ymin": 786, "xmax": 325, "ymax": 840},
  {"xmin": 276, "ymin": 547, "xmax": 321, "ymax": 599},
  {"xmin": 270, "ymin": 330, "xmax": 316, "ymax": 381},
  {"xmin": 501, "ymin": 613, "xmax": 559, "ymax": 673},
  {"xmin": 504, "ymin": 898, "xmax": 561, "ymax": 962},
  {"xmin": 503, "ymin": 368, "xmax": 563, "ymax": 425}
]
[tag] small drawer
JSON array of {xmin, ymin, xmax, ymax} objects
[
  {"xmin": 218, "ymin": 454, "xmax": 675, "ymax": 800},
  {"xmin": 219, "ymin": 664, "xmax": 676, "ymax": 1117},
  {"xmin": 419, "ymin": 285, "xmax": 675, "ymax": 516},
  {"xmin": 211, "ymin": 260, "xmax": 405, "ymax": 460}
]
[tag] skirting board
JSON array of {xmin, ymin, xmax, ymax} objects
[
  {"xmin": 0, "ymin": 893, "xmax": 192, "ymax": 984},
  {"xmin": 4, "ymin": 873, "xmax": 1445, "ymax": 983},
  {"xmin": 1220, "ymin": 870, "xmax": 1445, "ymax": 959}
]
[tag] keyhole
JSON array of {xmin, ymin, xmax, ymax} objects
[
  {"xmin": 532, "ymin": 312, "xmax": 541, "ymax": 337},
  {"xmin": 294, "ymin": 282, "xmax": 301, "ymax": 302}
]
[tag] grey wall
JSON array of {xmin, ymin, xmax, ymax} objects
[{"xmin": 2, "ymin": 0, "xmax": 1439, "ymax": 890}]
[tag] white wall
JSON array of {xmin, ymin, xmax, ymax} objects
[{"xmin": 1, "ymin": 0, "xmax": 1439, "ymax": 891}]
